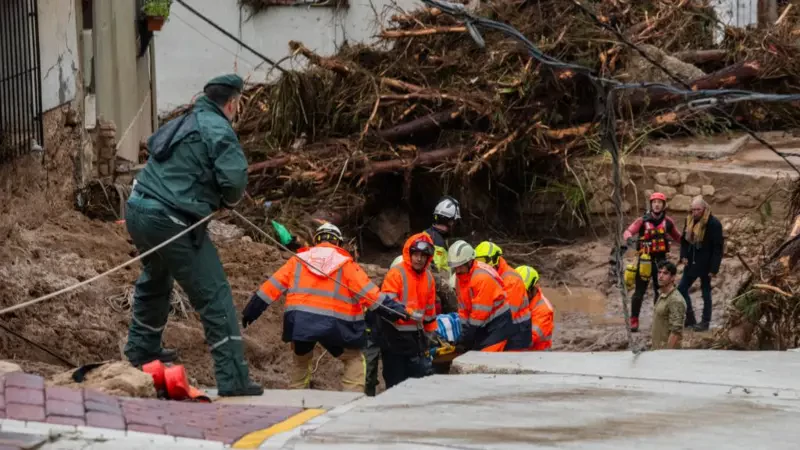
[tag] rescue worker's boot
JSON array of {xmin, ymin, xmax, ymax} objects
[
  {"xmin": 128, "ymin": 348, "xmax": 178, "ymax": 368},
  {"xmin": 289, "ymin": 352, "xmax": 313, "ymax": 389},
  {"xmin": 630, "ymin": 317, "xmax": 639, "ymax": 332},
  {"xmin": 338, "ymin": 348, "xmax": 366, "ymax": 393}
]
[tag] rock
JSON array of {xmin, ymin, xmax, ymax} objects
[
  {"xmin": 49, "ymin": 361, "xmax": 156, "ymax": 398},
  {"xmin": 588, "ymin": 197, "xmax": 613, "ymax": 215},
  {"xmin": 654, "ymin": 172, "xmax": 669, "ymax": 185},
  {"xmin": 666, "ymin": 171, "xmax": 682, "ymax": 187},
  {"xmin": 679, "ymin": 172, "xmax": 689, "ymax": 184},
  {"xmin": 208, "ymin": 220, "xmax": 245, "ymax": 243},
  {"xmin": 653, "ymin": 184, "xmax": 677, "ymax": 197},
  {"xmin": 0, "ymin": 361, "xmax": 22, "ymax": 376},
  {"xmin": 727, "ymin": 321, "xmax": 755, "ymax": 350},
  {"xmin": 369, "ymin": 208, "xmax": 410, "ymax": 247},
  {"xmin": 682, "ymin": 185, "xmax": 702, "ymax": 196},
  {"xmin": 670, "ymin": 194, "xmax": 693, "ymax": 211},
  {"xmin": 621, "ymin": 200, "xmax": 632, "ymax": 214},
  {"xmin": 644, "ymin": 189, "xmax": 654, "ymax": 200},
  {"xmin": 714, "ymin": 187, "xmax": 732, "ymax": 203},
  {"xmin": 362, "ymin": 263, "xmax": 389, "ymax": 282},
  {"xmin": 731, "ymin": 195, "xmax": 757, "ymax": 208},
  {"xmin": 701, "ymin": 185, "xmax": 715, "ymax": 197}
]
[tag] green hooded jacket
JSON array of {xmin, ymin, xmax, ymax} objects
[{"xmin": 134, "ymin": 95, "xmax": 248, "ymax": 220}]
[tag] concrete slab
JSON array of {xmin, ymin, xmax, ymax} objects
[
  {"xmin": 646, "ymin": 134, "xmax": 749, "ymax": 159},
  {"xmin": 207, "ymin": 389, "xmax": 363, "ymax": 410},
  {"xmin": 453, "ymin": 350, "xmax": 800, "ymax": 390},
  {"xmin": 276, "ymin": 373, "xmax": 800, "ymax": 449}
]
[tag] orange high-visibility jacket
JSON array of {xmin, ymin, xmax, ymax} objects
[
  {"xmin": 456, "ymin": 261, "xmax": 514, "ymax": 350},
  {"xmin": 529, "ymin": 287, "xmax": 554, "ymax": 351},
  {"xmin": 381, "ymin": 233, "xmax": 438, "ymax": 334},
  {"xmin": 256, "ymin": 242, "xmax": 383, "ymax": 348},
  {"xmin": 496, "ymin": 257, "xmax": 532, "ymax": 350}
]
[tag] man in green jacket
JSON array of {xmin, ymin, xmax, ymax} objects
[{"xmin": 124, "ymin": 74, "xmax": 262, "ymax": 396}]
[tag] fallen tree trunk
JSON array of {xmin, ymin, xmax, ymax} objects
[
  {"xmin": 352, "ymin": 147, "xmax": 463, "ymax": 176},
  {"xmin": 672, "ymin": 49, "xmax": 728, "ymax": 65},
  {"xmin": 373, "ymin": 108, "xmax": 462, "ymax": 142}
]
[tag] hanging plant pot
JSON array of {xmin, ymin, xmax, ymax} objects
[{"xmin": 147, "ymin": 16, "xmax": 165, "ymax": 31}]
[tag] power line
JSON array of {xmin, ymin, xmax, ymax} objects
[
  {"xmin": 171, "ymin": 11, "xmax": 261, "ymax": 69},
  {"xmin": 173, "ymin": 0, "xmax": 288, "ymax": 75}
]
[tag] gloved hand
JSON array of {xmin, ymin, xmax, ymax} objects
[
  {"xmin": 242, "ymin": 293, "xmax": 269, "ymax": 329},
  {"xmin": 375, "ymin": 297, "xmax": 408, "ymax": 322}
]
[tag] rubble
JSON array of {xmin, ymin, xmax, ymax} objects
[{"xmin": 49, "ymin": 361, "xmax": 157, "ymax": 398}]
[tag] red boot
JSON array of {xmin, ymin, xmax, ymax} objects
[{"xmin": 630, "ymin": 317, "xmax": 639, "ymax": 332}]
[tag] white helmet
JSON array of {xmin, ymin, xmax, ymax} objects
[
  {"xmin": 390, "ymin": 255, "xmax": 404, "ymax": 268},
  {"xmin": 447, "ymin": 240, "xmax": 475, "ymax": 268},
  {"xmin": 434, "ymin": 196, "xmax": 461, "ymax": 221},
  {"xmin": 314, "ymin": 222, "xmax": 343, "ymax": 244}
]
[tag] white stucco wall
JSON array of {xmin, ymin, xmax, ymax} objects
[
  {"xmin": 38, "ymin": 0, "xmax": 78, "ymax": 112},
  {"xmin": 155, "ymin": 0, "xmax": 420, "ymax": 114}
]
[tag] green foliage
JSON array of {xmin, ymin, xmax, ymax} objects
[{"xmin": 142, "ymin": 0, "xmax": 172, "ymax": 18}]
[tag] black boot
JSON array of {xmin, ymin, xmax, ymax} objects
[
  {"xmin": 218, "ymin": 381, "xmax": 264, "ymax": 397},
  {"xmin": 129, "ymin": 348, "xmax": 178, "ymax": 367},
  {"xmin": 692, "ymin": 322, "xmax": 710, "ymax": 332}
]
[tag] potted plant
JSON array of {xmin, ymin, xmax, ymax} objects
[{"xmin": 142, "ymin": 0, "xmax": 172, "ymax": 32}]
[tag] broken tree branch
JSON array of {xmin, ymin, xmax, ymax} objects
[
  {"xmin": 380, "ymin": 26, "xmax": 467, "ymax": 38},
  {"xmin": 672, "ymin": 49, "xmax": 728, "ymax": 65}
]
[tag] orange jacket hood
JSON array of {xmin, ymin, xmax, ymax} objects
[{"xmin": 401, "ymin": 232, "xmax": 434, "ymax": 273}]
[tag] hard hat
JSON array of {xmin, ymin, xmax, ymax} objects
[
  {"xmin": 409, "ymin": 239, "xmax": 435, "ymax": 257},
  {"xmin": 515, "ymin": 265, "xmax": 540, "ymax": 290},
  {"xmin": 434, "ymin": 196, "xmax": 461, "ymax": 221},
  {"xmin": 447, "ymin": 240, "xmax": 475, "ymax": 268},
  {"xmin": 474, "ymin": 241, "xmax": 502, "ymax": 265},
  {"xmin": 649, "ymin": 192, "xmax": 667, "ymax": 202},
  {"xmin": 390, "ymin": 255, "xmax": 404, "ymax": 268},
  {"xmin": 314, "ymin": 222, "xmax": 343, "ymax": 244}
]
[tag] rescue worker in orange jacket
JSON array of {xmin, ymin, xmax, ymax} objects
[
  {"xmin": 474, "ymin": 241, "xmax": 532, "ymax": 351},
  {"xmin": 377, "ymin": 233, "xmax": 438, "ymax": 389},
  {"xmin": 516, "ymin": 266, "xmax": 554, "ymax": 351},
  {"xmin": 447, "ymin": 240, "xmax": 515, "ymax": 352},
  {"xmin": 241, "ymin": 223, "xmax": 408, "ymax": 392}
]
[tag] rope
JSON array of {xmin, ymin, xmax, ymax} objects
[
  {"xmin": 230, "ymin": 210, "xmax": 411, "ymax": 320},
  {"xmin": 0, "ymin": 212, "xmax": 216, "ymax": 317}
]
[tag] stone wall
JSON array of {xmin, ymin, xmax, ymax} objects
[
  {"xmin": 93, "ymin": 117, "xmax": 116, "ymax": 181},
  {"xmin": 587, "ymin": 162, "xmax": 790, "ymax": 218}
]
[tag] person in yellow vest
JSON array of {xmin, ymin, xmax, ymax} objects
[{"xmin": 516, "ymin": 266, "xmax": 554, "ymax": 351}]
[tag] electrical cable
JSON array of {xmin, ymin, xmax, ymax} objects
[
  {"xmin": 570, "ymin": 0, "xmax": 800, "ymax": 177},
  {"xmin": 173, "ymin": 0, "xmax": 288, "ymax": 75}
]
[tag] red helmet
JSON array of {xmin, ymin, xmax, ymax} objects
[{"xmin": 650, "ymin": 192, "xmax": 667, "ymax": 202}]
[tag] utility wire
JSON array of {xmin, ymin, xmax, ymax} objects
[
  {"xmin": 570, "ymin": 0, "xmax": 800, "ymax": 177},
  {"xmin": 173, "ymin": 0, "xmax": 288, "ymax": 75}
]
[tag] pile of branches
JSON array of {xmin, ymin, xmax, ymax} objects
[
  {"xmin": 723, "ymin": 180, "xmax": 800, "ymax": 350},
  {"xmin": 222, "ymin": 0, "xmax": 800, "ymax": 230}
]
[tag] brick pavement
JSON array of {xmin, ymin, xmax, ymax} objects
[{"xmin": 0, "ymin": 372, "xmax": 304, "ymax": 445}]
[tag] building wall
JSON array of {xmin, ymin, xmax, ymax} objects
[
  {"xmin": 38, "ymin": 0, "xmax": 79, "ymax": 112},
  {"xmin": 93, "ymin": 0, "xmax": 153, "ymax": 164},
  {"xmin": 155, "ymin": 0, "xmax": 418, "ymax": 114}
]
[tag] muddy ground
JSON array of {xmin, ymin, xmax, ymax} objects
[{"xmin": 0, "ymin": 113, "xmax": 786, "ymax": 393}]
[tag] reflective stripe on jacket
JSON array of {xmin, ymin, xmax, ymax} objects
[
  {"xmin": 529, "ymin": 288, "xmax": 554, "ymax": 351},
  {"xmin": 381, "ymin": 233, "xmax": 438, "ymax": 334},
  {"xmin": 257, "ymin": 242, "xmax": 382, "ymax": 348},
  {"xmin": 455, "ymin": 261, "xmax": 514, "ymax": 350},
  {"xmin": 497, "ymin": 257, "xmax": 532, "ymax": 350}
]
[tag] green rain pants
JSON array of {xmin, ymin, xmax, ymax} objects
[{"xmin": 123, "ymin": 192, "xmax": 250, "ymax": 393}]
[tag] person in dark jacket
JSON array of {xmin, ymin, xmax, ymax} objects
[{"xmin": 679, "ymin": 196, "xmax": 724, "ymax": 331}]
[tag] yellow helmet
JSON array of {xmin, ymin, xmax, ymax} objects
[
  {"xmin": 515, "ymin": 265, "xmax": 540, "ymax": 290},
  {"xmin": 474, "ymin": 241, "xmax": 503, "ymax": 266}
]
